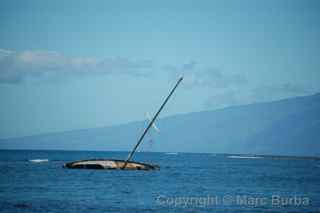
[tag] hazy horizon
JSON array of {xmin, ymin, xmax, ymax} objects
[{"xmin": 0, "ymin": 91, "xmax": 318, "ymax": 140}]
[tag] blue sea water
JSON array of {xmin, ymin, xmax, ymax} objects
[{"xmin": 0, "ymin": 150, "xmax": 319, "ymax": 213}]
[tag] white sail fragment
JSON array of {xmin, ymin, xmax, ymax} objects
[{"xmin": 146, "ymin": 112, "xmax": 160, "ymax": 132}]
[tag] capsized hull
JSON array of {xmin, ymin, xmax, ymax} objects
[{"xmin": 63, "ymin": 159, "xmax": 159, "ymax": 170}]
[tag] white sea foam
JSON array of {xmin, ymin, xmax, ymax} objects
[
  {"xmin": 227, "ymin": 155, "xmax": 263, "ymax": 159},
  {"xmin": 28, "ymin": 159, "xmax": 49, "ymax": 163},
  {"xmin": 165, "ymin": 152, "xmax": 178, "ymax": 155}
]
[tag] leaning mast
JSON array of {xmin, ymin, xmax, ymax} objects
[{"xmin": 122, "ymin": 77, "xmax": 183, "ymax": 169}]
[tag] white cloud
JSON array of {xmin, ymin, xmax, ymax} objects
[
  {"xmin": 205, "ymin": 90, "xmax": 243, "ymax": 109},
  {"xmin": 252, "ymin": 83, "xmax": 310, "ymax": 102},
  {"xmin": 0, "ymin": 49, "xmax": 153, "ymax": 83},
  {"xmin": 164, "ymin": 61, "xmax": 247, "ymax": 89}
]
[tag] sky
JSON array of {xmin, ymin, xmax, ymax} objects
[{"xmin": 0, "ymin": 0, "xmax": 320, "ymax": 139}]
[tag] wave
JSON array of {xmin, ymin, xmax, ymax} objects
[
  {"xmin": 28, "ymin": 159, "xmax": 49, "ymax": 163},
  {"xmin": 227, "ymin": 155, "xmax": 263, "ymax": 159},
  {"xmin": 165, "ymin": 152, "xmax": 178, "ymax": 155}
]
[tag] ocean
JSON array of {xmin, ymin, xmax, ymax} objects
[{"xmin": 0, "ymin": 150, "xmax": 319, "ymax": 212}]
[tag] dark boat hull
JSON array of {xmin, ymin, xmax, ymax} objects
[{"xmin": 63, "ymin": 159, "xmax": 159, "ymax": 170}]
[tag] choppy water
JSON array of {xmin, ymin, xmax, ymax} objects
[{"xmin": 0, "ymin": 150, "xmax": 319, "ymax": 212}]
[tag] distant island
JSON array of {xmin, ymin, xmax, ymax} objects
[{"xmin": 1, "ymin": 93, "xmax": 319, "ymax": 157}]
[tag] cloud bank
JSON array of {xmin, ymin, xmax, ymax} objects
[
  {"xmin": 164, "ymin": 61, "xmax": 247, "ymax": 89},
  {"xmin": 0, "ymin": 49, "xmax": 153, "ymax": 83},
  {"xmin": 252, "ymin": 83, "xmax": 310, "ymax": 102}
]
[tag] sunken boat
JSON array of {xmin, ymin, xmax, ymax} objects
[{"xmin": 64, "ymin": 77, "xmax": 183, "ymax": 170}]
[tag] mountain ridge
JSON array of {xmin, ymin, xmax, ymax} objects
[{"xmin": 1, "ymin": 93, "xmax": 319, "ymax": 156}]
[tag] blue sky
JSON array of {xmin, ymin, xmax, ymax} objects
[{"xmin": 0, "ymin": 0, "xmax": 319, "ymax": 138}]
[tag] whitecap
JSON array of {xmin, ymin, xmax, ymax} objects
[
  {"xmin": 165, "ymin": 152, "xmax": 178, "ymax": 155},
  {"xmin": 227, "ymin": 155, "xmax": 263, "ymax": 159},
  {"xmin": 28, "ymin": 159, "xmax": 49, "ymax": 163}
]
